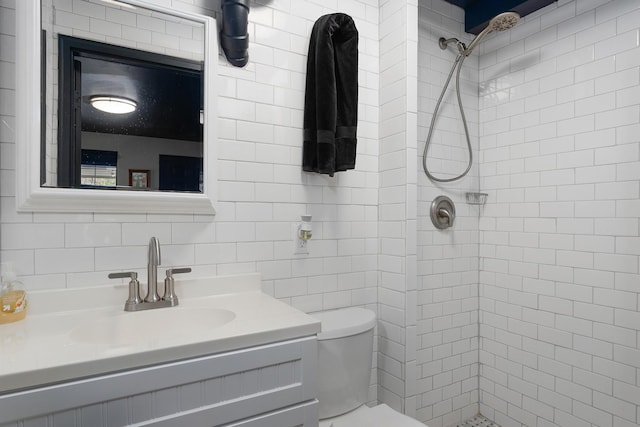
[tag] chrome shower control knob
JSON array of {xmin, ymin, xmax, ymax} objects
[{"xmin": 430, "ymin": 195, "xmax": 456, "ymax": 229}]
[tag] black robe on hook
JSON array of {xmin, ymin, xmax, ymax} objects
[{"xmin": 302, "ymin": 13, "xmax": 359, "ymax": 177}]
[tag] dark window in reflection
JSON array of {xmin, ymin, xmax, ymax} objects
[{"xmin": 159, "ymin": 155, "xmax": 203, "ymax": 192}]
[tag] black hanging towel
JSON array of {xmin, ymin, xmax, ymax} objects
[{"xmin": 303, "ymin": 13, "xmax": 358, "ymax": 177}]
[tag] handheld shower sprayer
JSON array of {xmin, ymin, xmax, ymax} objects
[{"xmin": 424, "ymin": 11, "xmax": 520, "ymax": 183}]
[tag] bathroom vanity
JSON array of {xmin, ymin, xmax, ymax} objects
[{"xmin": 0, "ymin": 274, "xmax": 320, "ymax": 426}]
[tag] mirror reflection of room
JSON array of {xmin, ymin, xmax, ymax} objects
[{"xmin": 41, "ymin": 0, "xmax": 205, "ymax": 192}]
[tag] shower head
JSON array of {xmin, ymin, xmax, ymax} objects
[
  {"xmin": 464, "ymin": 11, "xmax": 520, "ymax": 56},
  {"xmin": 488, "ymin": 11, "xmax": 520, "ymax": 31}
]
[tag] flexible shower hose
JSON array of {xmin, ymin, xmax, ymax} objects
[{"xmin": 422, "ymin": 49, "xmax": 473, "ymax": 183}]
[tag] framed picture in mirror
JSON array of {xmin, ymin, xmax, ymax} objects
[{"xmin": 129, "ymin": 170, "xmax": 150, "ymax": 189}]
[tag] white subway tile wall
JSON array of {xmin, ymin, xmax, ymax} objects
[
  {"xmin": 479, "ymin": 1, "xmax": 640, "ymax": 427},
  {"xmin": 0, "ymin": 0, "xmax": 380, "ymax": 324},
  {"xmin": 378, "ymin": 0, "xmax": 420, "ymax": 416}
]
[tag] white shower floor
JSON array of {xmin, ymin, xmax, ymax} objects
[{"xmin": 453, "ymin": 415, "xmax": 500, "ymax": 427}]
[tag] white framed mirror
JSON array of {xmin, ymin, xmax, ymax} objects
[{"xmin": 16, "ymin": 0, "xmax": 217, "ymax": 214}]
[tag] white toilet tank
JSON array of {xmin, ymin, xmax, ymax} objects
[{"xmin": 311, "ymin": 307, "xmax": 376, "ymax": 420}]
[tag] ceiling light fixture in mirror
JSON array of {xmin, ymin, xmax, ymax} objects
[{"xmin": 90, "ymin": 97, "xmax": 138, "ymax": 114}]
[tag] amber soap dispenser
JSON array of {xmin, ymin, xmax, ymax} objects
[{"xmin": 0, "ymin": 264, "xmax": 27, "ymax": 324}]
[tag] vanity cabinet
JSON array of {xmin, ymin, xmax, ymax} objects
[{"xmin": 0, "ymin": 336, "xmax": 318, "ymax": 427}]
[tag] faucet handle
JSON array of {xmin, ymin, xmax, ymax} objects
[
  {"xmin": 162, "ymin": 268, "xmax": 191, "ymax": 306},
  {"xmin": 109, "ymin": 272, "xmax": 143, "ymax": 311},
  {"xmin": 166, "ymin": 267, "xmax": 192, "ymax": 277},
  {"xmin": 108, "ymin": 271, "xmax": 138, "ymax": 280}
]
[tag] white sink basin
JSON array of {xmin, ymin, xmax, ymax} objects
[{"xmin": 69, "ymin": 307, "xmax": 236, "ymax": 348}]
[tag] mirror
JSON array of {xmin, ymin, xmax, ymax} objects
[
  {"xmin": 16, "ymin": 0, "xmax": 217, "ymax": 214},
  {"xmin": 53, "ymin": 35, "xmax": 204, "ymax": 191}
]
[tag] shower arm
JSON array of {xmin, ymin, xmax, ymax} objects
[{"xmin": 439, "ymin": 37, "xmax": 467, "ymax": 54}]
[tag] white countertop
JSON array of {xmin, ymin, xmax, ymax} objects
[{"xmin": 0, "ymin": 273, "xmax": 320, "ymax": 394}]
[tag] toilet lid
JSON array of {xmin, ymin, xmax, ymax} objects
[
  {"xmin": 325, "ymin": 404, "xmax": 427, "ymax": 427},
  {"xmin": 310, "ymin": 307, "xmax": 376, "ymax": 340}
]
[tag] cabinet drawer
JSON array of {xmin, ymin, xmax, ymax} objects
[
  {"xmin": 0, "ymin": 336, "xmax": 317, "ymax": 427},
  {"xmin": 138, "ymin": 399, "xmax": 319, "ymax": 427},
  {"xmin": 224, "ymin": 400, "xmax": 318, "ymax": 427}
]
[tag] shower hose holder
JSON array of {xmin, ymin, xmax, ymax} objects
[{"xmin": 465, "ymin": 192, "xmax": 488, "ymax": 205}]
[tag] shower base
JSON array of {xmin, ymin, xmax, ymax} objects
[{"xmin": 453, "ymin": 415, "xmax": 500, "ymax": 427}]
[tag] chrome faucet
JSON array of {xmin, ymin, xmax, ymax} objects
[
  {"xmin": 108, "ymin": 237, "xmax": 191, "ymax": 311},
  {"xmin": 145, "ymin": 236, "xmax": 162, "ymax": 303}
]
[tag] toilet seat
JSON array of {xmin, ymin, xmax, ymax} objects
[{"xmin": 319, "ymin": 404, "xmax": 427, "ymax": 427}]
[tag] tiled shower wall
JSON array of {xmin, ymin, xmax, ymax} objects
[
  {"xmin": 377, "ymin": 0, "xmax": 419, "ymax": 416},
  {"xmin": 416, "ymin": 1, "xmax": 480, "ymax": 426},
  {"xmin": 478, "ymin": 0, "xmax": 640, "ymax": 426},
  {"xmin": 0, "ymin": 0, "xmax": 380, "ymax": 327}
]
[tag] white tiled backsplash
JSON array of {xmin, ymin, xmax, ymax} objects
[{"xmin": 2, "ymin": 0, "xmax": 640, "ymax": 426}]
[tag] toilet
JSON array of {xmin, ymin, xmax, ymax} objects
[{"xmin": 311, "ymin": 307, "xmax": 427, "ymax": 427}]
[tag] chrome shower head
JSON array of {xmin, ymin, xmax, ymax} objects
[
  {"xmin": 488, "ymin": 11, "xmax": 520, "ymax": 31},
  {"xmin": 464, "ymin": 11, "xmax": 520, "ymax": 55}
]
